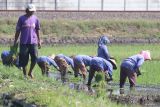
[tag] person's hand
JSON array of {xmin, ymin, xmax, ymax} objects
[{"xmin": 38, "ymin": 41, "xmax": 41, "ymax": 49}]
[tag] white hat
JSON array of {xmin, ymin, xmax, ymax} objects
[{"xmin": 26, "ymin": 4, "xmax": 36, "ymax": 12}]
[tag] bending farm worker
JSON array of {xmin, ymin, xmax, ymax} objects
[
  {"xmin": 97, "ymin": 36, "xmax": 110, "ymax": 60},
  {"xmin": 1, "ymin": 50, "xmax": 19, "ymax": 67},
  {"xmin": 54, "ymin": 54, "xmax": 74, "ymax": 81},
  {"xmin": 120, "ymin": 50, "xmax": 151, "ymax": 94},
  {"xmin": 87, "ymin": 57, "xmax": 117, "ymax": 86},
  {"xmin": 37, "ymin": 55, "xmax": 59, "ymax": 76},
  {"xmin": 73, "ymin": 55, "xmax": 92, "ymax": 81}
]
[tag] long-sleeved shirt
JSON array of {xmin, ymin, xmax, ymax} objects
[
  {"xmin": 97, "ymin": 45, "xmax": 110, "ymax": 60},
  {"xmin": 57, "ymin": 54, "xmax": 74, "ymax": 69},
  {"xmin": 74, "ymin": 55, "xmax": 92, "ymax": 66},
  {"xmin": 37, "ymin": 56, "xmax": 58, "ymax": 68},
  {"xmin": 1, "ymin": 50, "xmax": 11, "ymax": 60},
  {"xmin": 97, "ymin": 36, "xmax": 110, "ymax": 60},
  {"xmin": 91, "ymin": 57, "xmax": 113, "ymax": 76},
  {"xmin": 121, "ymin": 54, "xmax": 144, "ymax": 72}
]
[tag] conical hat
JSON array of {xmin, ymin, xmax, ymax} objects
[{"xmin": 108, "ymin": 59, "xmax": 117, "ymax": 70}]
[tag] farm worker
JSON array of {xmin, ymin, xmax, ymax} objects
[
  {"xmin": 37, "ymin": 55, "xmax": 59, "ymax": 76},
  {"xmin": 54, "ymin": 54, "xmax": 74, "ymax": 81},
  {"xmin": 120, "ymin": 50, "xmax": 151, "ymax": 94},
  {"xmin": 73, "ymin": 55, "xmax": 92, "ymax": 80},
  {"xmin": 1, "ymin": 50, "xmax": 18, "ymax": 67},
  {"xmin": 13, "ymin": 4, "xmax": 41, "ymax": 79},
  {"xmin": 87, "ymin": 57, "xmax": 117, "ymax": 86},
  {"xmin": 97, "ymin": 36, "xmax": 111, "ymax": 60}
]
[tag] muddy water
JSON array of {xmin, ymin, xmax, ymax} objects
[{"xmin": 48, "ymin": 72, "xmax": 160, "ymax": 106}]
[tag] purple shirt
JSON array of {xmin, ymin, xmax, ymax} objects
[
  {"xmin": 121, "ymin": 54, "xmax": 144, "ymax": 72},
  {"xmin": 16, "ymin": 15, "xmax": 40, "ymax": 44}
]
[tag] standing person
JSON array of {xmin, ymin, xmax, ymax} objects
[
  {"xmin": 97, "ymin": 36, "xmax": 110, "ymax": 60},
  {"xmin": 87, "ymin": 57, "xmax": 117, "ymax": 86},
  {"xmin": 37, "ymin": 55, "xmax": 59, "ymax": 76},
  {"xmin": 13, "ymin": 4, "xmax": 41, "ymax": 78},
  {"xmin": 120, "ymin": 50, "xmax": 151, "ymax": 94},
  {"xmin": 54, "ymin": 54, "xmax": 74, "ymax": 81},
  {"xmin": 73, "ymin": 55, "xmax": 92, "ymax": 81}
]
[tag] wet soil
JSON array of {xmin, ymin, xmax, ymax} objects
[
  {"xmin": 48, "ymin": 72, "xmax": 160, "ymax": 107},
  {"xmin": 0, "ymin": 36, "xmax": 160, "ymax": 45},
  {"xmin": 1, "ymin": 72, "xmax": 160, "ymax": 107}
]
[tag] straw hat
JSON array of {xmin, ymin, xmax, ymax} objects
[
  {"xmin": 140, "ymin": 50, "xmax": 151, "ymax": 60},
  {"xmin": 49, "ymin": 54, "xmax": 55, "ymax": 60},
  {"xmin": 108, "ymin": 59, "xmax": 117, "ymax": 70}
]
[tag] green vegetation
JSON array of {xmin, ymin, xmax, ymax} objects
[
  {"xmin": 0, "ymin": 18, "xmax": 160, "ymax": 38},
  {"xmin": 0, "ymin": 44, "xmax": 159, "ymax": 106}
]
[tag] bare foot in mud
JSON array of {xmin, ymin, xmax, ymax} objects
[{"xmin": 28, "ymin": 73, "xmax": 34, "ymax": 79}]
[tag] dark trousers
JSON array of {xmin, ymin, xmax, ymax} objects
[{"xmin": 120, "ymin": 66, "xmax": 137, "ymax": 88}]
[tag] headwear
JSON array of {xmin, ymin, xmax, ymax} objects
[
  {"xmin": 49, "ymin": 54, "xmax": 55, "ymax": 60},
  {"xmin": 98, "ymin": 36, "xmax": 110, "ymax": 47},
  {"xmin": 108, "ymin": 59, "xmax": 117, "ymax": 70},
  {"xmin": 26, "ymin": 4, "xmax": 36, "ymax": 12},
  {"xmin": 140, "ymin": 50, "xmax": 151, "ymax": 60}
]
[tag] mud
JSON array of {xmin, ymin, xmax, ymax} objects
[
  {"xmin": 48, "ymin": 72, "xmax": 160, "ymax": 107},
  {"xmin": 0, "ymin": 36, "xmax": 160, "ymax": 45}
]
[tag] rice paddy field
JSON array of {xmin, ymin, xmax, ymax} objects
[{"xmin": 0, "ymin": 43, "xmax": 159, "ymax": 107}]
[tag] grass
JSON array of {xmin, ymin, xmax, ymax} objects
[
  {"xmin": 0, "ymin": 44, "xmax": 159, "ymax": 106},
  {"xmin": 1, "ymin": 18, "xmax": 160, "ymax": 38}
]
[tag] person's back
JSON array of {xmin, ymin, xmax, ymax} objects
[
  {"xmin": 74, "ymin": 55, "xmax": 92, "ymax": 66},
  {"xmin": 1, "ymin": 50, "xmax": 13, "ymax": 66},
  {"xmin": 57, "ymin": 54, "xmax": 74, "ymax": 68},
  {"xmin": 91, "ymin": 57, "xmax": 113, "ymax": 75},
  {"xmin": 121, "ymin": 54, "xmax": 144, "ymax": 71}
]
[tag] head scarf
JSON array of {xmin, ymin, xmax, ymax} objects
[{"xmin": 98, "ymin": 36, "xmax": 110, "ymax": 47}]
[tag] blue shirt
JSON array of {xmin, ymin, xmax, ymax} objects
[
  {"xmin": 57, "ymin": 54, "xmax": 74, "ymax": 69},
  {"xmin": 121, "ymin": 54, "xmax": 144, "ymax": 72},
  {"xmin": 1, "ymin": 50, "xmax": 11, "ymax": 59},
  {"xmin": 37, "ymin": 56, "xmax": 58, "ymax": 68},
  {"xmin": 97, "ymin": 36, "xmax": 110, "ymax": 60},
  {"xmin": 91, "ymin": 57, "xmax": 113, "ymax": 76},
  {"xmin": 97, "ymin": 45, "xmax": 110, "ymax": 60},
  {"xmin": 74, "ymin": 55, "xmax": 92, "ymax": 66}
]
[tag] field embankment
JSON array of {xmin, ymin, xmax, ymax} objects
[{"xmin": 0, "ymin": 18, "xmax": 160, "ymax": 44}]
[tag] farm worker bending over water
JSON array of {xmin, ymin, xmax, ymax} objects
[
  {"xmin": 73, "ymin": 55, "xmax": 92, "ymax": 81},
  {"xmin": 13, "ymin": 4, "xmax": 41, "ymax": 79},
  {"xmin": 37, "ymin": 55, "xmax": 59, "ymax": 76},
  {"xmin": 120, "ymin": 50, "xmax": 151, "ymax": 94},
  {"xmin": 97, "ymin": 36, "xmax": 110, "ymax": 60},
  {"xmin": 87, "ymin": 57, "xmax": 117, "ymax": 86},
  {"xmin": 54, "ymin": 54, "xmax": 74, "ymax": 81},
  {"xmin": 1, "ymin": 50, "xmax": 19, "ymax": 67}
]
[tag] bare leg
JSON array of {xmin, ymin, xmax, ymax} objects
[{"xmin": 28, "ymin": 61, "xmax": 36, "ymax": 78}]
